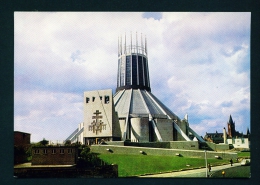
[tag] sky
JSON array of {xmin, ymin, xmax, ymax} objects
[{"xmin": 14, "ymin": 12, "xmax": 251, "ymax": 142}]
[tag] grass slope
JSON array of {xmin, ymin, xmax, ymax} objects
[
  {"xmin": 237, "ymin": 151, "xmax": 250, "ymax": 158},
  {"xmin": 98, "ymin": 154, "xmax": 227, "ymax": 177}
]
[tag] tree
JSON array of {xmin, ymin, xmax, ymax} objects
[
  {"xmin": 64, "ymin": 140, "xmax": 71, "ymax": 146},
  {"xmin": 25, "ymin": 145, "xmax": 32, "ymax": 161},
  {"xmin": 39, "ymin": 138, "xmax": 49, "ymax": 146}
]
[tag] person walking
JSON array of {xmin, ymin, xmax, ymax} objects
[
  {"xmin": 230, "ymin": 159, "xmax": 233, "ymax": 166},
  {"xmin": 208, "ymin": 163, "xmax": 211, "ymax": 172}
]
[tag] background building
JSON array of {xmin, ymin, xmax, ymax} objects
[
  {"xmin": 14, "ymin": 131, "xmax": 31, "ymax": 164},
  {"xmin": 203, "ymin": 115, "xmax": 250, "ymax": 149},
  {"xmin": 31, "ymin": 146, "xmax": 78, "ymax": 165},
  {"xmin": 204, "ymin": 131, "xmax": 224, "ymax": 144},
  {"xmin": 14, "ymin": 131, "xmax": 31, "ymax": 146},
  {"xmin": 226, "ymin": 115, "xmax": 250, "ymax": 149}
]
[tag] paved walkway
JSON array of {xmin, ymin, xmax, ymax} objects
[
  {"xmin": 139, "ymin": 162, "xmax": 241, "ymax": 178},
  {"xmin": 14, "ymin": 162, "xmax": 75, "ymax": 168}
]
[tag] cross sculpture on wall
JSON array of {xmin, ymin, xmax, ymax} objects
[{"xmin": 89, "ymin": 110, "xmax": 106, "ymax": 134}]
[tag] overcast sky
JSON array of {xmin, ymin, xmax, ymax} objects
[{"xmin": 14, "ymin": 12, "xmax": 250, "ymax": 142}]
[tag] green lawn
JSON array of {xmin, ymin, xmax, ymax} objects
[
  {"xmin": 237, "ymin": 151, "xmax": 250, "ymax": 158},
  {"xmin": 98, "ymin": 154, "xmax": 228, "ymax": 177}
]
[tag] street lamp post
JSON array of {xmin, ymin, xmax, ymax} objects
[{"xmin": 205, "ymin": 150, "xmax": 208, "ymax": 177}]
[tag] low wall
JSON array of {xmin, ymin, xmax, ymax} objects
[
  {"xmin": 169, "ymin": 141, "xmax": 199, "ymax": 150},
  {"xmin": 31, "ymin": 146, "xmax": 78, "ymax": 165},
  {"xmin": 206, "ymin": 142, "xmax": 230, "ymax": 151},
  {"xmin": 124, "ymin": 141, "xmax": 170, "ymax": 148},
  {"xmin": 14, "ymin": 165, "xmax": 118, "ymax": 178},
  {"xmin": 90, "ymin": 145, "xmax": 237, "ymax": 159},
  {"xmin": 106, "ymin": 141, "xmax": 199, "ymax": 150},
  {"xmin": 105, "ymin": 141, "xmax": 125, "ymax": 146}
]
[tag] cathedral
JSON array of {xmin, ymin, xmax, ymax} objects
[
  {"xmin": 66, "ymin": 33, "xmax": 204, "ymax": 145},
  {"xmin": 203, "ymin": 115, "xmax": 250, "ymax": 148}
]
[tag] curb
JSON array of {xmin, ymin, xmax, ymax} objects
[{"xmin": 137, "ymin": 163, "xmax": 239, "ymax": 177}]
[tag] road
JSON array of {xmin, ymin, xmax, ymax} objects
[{"xmin": 139, "ymin": 162, "xmax": 241, "ymax": 178}]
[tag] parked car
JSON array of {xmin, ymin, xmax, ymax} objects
[{"xmin": 241, "ymin": 159, "xmax": 250, "ymax": 166}]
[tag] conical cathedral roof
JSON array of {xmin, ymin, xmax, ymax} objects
[{"xmin": 114, "ymin": 89, "xmax": 179, "ymax": 120}]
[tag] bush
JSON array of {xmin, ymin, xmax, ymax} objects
[{"xmin": 77, "ymin": 146, "xmax": 101, "ymax": 167}]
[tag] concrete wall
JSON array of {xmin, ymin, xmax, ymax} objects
[
  {"xmin": 118, "ymin": 119, "xmax": 126, "ymax": 140},
  {"xmin": 130, "ymin": 117, "xmax": 149, "ymax": 142},
  {"xmin": 169, "ymin": 141, "xmax": 198, "ymax": 150},
  {"xmin": 173, "ymin": 120, "xmax": 189, "ymax": 141},
  {"xmin": 123, "ymin": 141, "xmax": 198, "ymax": 150},
  {"xmin": 83, "ymin": 89, "xmax": 121, "ymax": 138},
  {"xmin": 206, "ymin": 142, "xmax": 230, "ymax": 151},
  {"xmin": 155, "ymin": 118, "xmax": 173, "ymax": 141},
  {"xmin": 111, "ymin": 99, "xmax": 121, "ymax": 137},
  {"xmin": 90, "ymin": 145, "xmax": 237, "ymax": 159},
  {"xmin": 14, "ymin": 165, "xmax": 118, "ymax": 178},
  {"xmin": 78, "ymin": 122, "xmax": 84, "ymax": 144},
  {"xmin": 125, "ymin": 141, "xmax": 170, "ymax": 148},
  {"xmin": 106, "ymin": 141, "xmax": 125, "ymax": 146},
  {"xmin": 180, "ymin": 120, "xmax": 188, "ymax": 140}
]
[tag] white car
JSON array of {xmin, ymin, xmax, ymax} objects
[{"xmin": 241, "ymin": 159, "xmax": 250, "ymax": 166}]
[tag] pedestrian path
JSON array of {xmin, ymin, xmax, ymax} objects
[{"xmin": 139, "ymin": 162, "xmax": 241, "ymax": 178}]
